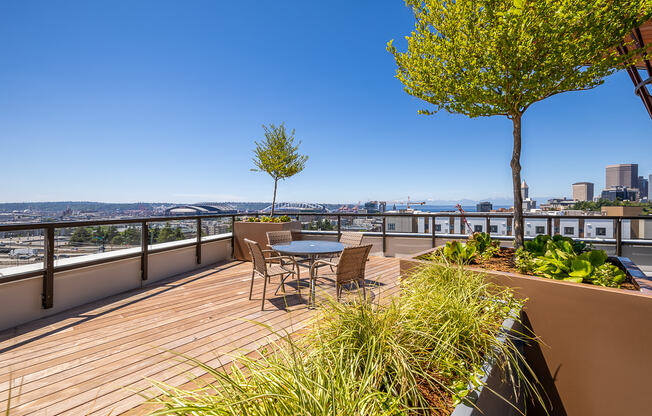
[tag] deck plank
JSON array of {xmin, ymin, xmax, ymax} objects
[{"xmin": 0, "ymin": 256, "xmax": 400, "ymax": 415}]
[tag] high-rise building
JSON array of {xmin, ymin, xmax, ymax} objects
[
  {"xmin": 572, "ymin": 182, "xmax": 594, "ymax": 201},
  {"xmin": 649, "ymin": 174, "xmax": 652, "ymax": 201},
  {"xmin": 601, "ymin": 187, "xmax": 638, "ymax": 202},
  {"xmin": 638, "ymin": 176, "xmax": 649, "ymax": 199},
  {"xmin": 476, "ymin": 201, "xmax": 492, "ymax": 212},
  {"xmin": 520, "ymin": 180, "xmax": 536, "ymax": 210},
  {"xmin": 521, "ymin": 180, "xmax": 529, "ymax": 199},
  {"xmin": 606, "ymin": 164, "xmax": 638, "ymax": 188}
]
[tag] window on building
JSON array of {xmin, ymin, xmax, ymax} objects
[
  {"xmin": 563, "ymin": 227, "xmax": 574, "ymax": 235},
  {"xmin": 596, "ymin": 227, "xmax": 606, "ymax": 236},
  {"xmin": 535, "ymin": 226, "xmax": 545, "ymax": 234},
  {"xmin": 435, "ymin": 224, "xmax": 441, "ymax": 232},
  {"xmin": 489, "ymin": 225, "xmax": 498, "ymax": 233},
  {"xmin": 387, "ymin": 223, "xmax": 395, "ymax": 231},
  {"xmin": 474, "ymin": 225, "xmax": 483, "ymax": 232}
]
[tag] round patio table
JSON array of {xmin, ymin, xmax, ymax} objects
[{"xmin": 270, "ymin": 240, "xmax": 344, "ymax": 307}]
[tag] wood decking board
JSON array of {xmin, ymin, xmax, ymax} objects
[{"xmin": 0, "ymin": 256, "xmax": 401, "ymax": 415}]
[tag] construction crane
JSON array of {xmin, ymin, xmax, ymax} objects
[
  {"xmin": 455, "ymin": 204, "xmax": 474, "ymax": 234},
  {"xmin": 392, "ymin": 196, "xmax": 426, "ymax": 210}
]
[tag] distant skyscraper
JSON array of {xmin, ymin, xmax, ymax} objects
[
  {"xmin": 521, "ymin": 180, "xmax": 529, "ymax": 200},
  {"xmin": 572, "ymin": 182, "xmax": 594, "ymax": 201},
  {"xmin": 639, "ymin": 176, "xmax": 649, "ymax": 199},
  {"xmin": 520, "ymin": 180, "xmax": 536, "ymax": 210},
  {"xmin": 606, "ymin": 164, "xmax": 638, "ymax": 188},
  {"xmin": 649, "ymin": 174, "xmax": 652, "ymax": 201},
  {"xmin": 476, "ymin": 201, "xmax": 492, "ymax": 212}
]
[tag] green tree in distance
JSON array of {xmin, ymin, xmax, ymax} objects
[
  {"xmin": 252, "ymin": 123, "xmax": 308, "ymax": 217},
  {"xmin": 388, "ymin": 0, "xmax": 651, "ymax": 247}
]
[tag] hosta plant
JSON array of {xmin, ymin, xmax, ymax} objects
[
  {"xmin": 443, "ymin": 241, "xmax": 476, "ymax": 264},
  {"xmin": 516, "ymin": 235, "xmax": 626, "ymax": 288},
  {"xmin": 467, "ymin": 232, "xmax": 500, "ymax": 259}
]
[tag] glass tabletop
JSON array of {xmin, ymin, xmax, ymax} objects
[{"xmin": 270, "ymin": 240, "xmax": 344, "ymax": 256}]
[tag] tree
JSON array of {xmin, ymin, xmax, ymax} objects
[
  {"xmin": 388, "ymin": 0, "xmax": 651, "ymax": 247},
  {"xmin": 70, "ymin": 227, "xmax": 92, "ymax": 245},
  {"xmin": 252, "ymin": 123, "xmax": 308, "ymax": 217}
]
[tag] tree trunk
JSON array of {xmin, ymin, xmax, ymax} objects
[
  {"xmin": 511, "ymin": 114, "xmax": 524, "ymax": 248},
  {"xmin": 271, "ymin": 178, "xmax": 278, "ymax": 217}
]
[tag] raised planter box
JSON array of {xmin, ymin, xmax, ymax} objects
[
  {"xmin": 232, "ymin": 220, "xmax": 301, "ymax": 261},
  {"xmin": 451, "ymin": 309, "xmax": 525, "ymax": 416},
  {"xmin": 407, "ymin": 246, "xmax": 652, "ymax": 292},
  {"xmin": 399, "ymin": 253, "xmax": 652, "ymax": 416}
]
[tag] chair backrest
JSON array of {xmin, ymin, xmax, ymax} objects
[
  {"xmin": 267, "ymin": 230, "xmax": 293, "ymax": 247},
  {"xmin": 335, "ymin": 244, "xmax": 372, "ymax": 284},
  {"xmin": 339, "ymin": 231, "xmax": 364, "ymax": 247},
  {"xmin": 244, "ymin": 238, "xmax": 267, "ymax": 276}
]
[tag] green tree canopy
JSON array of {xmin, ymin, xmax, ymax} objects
[
  {"xmin": 388, "ymin": 0, "xmax": 651, "ymax": 247},
  {"xmin": 252, "ymin": 123, "xmax": 308, "ymax": 216}
]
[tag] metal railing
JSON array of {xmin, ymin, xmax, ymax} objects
[
  {"xmin": 0, "ymin": 213, "xmax": 237, "ymax": 308},
  {"xmin": 1, "ymin": 211, "xmax": 650, "ymax": 309}
]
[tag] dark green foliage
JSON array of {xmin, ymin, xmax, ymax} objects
[
  {"xmin": 573, "ymin": 199, "xmax": 652, "ymax": 214},
  {"xmin": 69, "ymin": 227, "xmax": 93, "ymax": 245},
  {"xmin": 309, "ymin": 219, "xmax": 334, "ymax": 231},
  {"xmin": 155, "ymin": 223, "xmax": 186, "ymax": 244}
]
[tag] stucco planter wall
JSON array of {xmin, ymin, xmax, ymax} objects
[{"xmin": 233, "ymin": 220, "xmax": 301, "ymax": 261}]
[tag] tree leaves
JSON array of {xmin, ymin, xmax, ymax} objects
[
  {"xmin": 252, "ymin": 123, "xmax": 308, "ymax": 182},
  {"xmin": 388, "ymin": 0, "xmax": 652, "ymax": 118}
]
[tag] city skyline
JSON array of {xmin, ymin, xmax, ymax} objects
[{"xmin": 1, "ymin": 1, "xmax": 650, "ymax": 204}]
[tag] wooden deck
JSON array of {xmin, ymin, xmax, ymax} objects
[{"xmin": 0, "ymin": 256, "xmax": 401, "ymax": 415}]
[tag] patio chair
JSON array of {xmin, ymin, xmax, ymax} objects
[
  {"xmin": 244, "ymin": 238, "xmax": 301, "ymax": 311},
  {"xmin": 339, "ymin": 231, "xmax": 364, "ymax": 247},
  {"xmin": 323, "ymin": 231, "xmax": 365, "ymax": 272},
  {"xmin": 309, "ymin": 244, "xmax": 372, "ymax": 306},
  {"xmin": 266, "ymin": 230, "xmax": 293, "ymax": 258}
]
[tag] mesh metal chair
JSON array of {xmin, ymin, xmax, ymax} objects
[
  {"xmin": 309, "ymin": 244, "xmax": 372, "ymax": 306},
  {"xmin": 245, "ymin": 238, "xmax": 301, "ymax": 311}
]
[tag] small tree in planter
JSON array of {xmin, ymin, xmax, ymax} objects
[
  {"xmin": 252, "ymin": 123, "xmax": 308, "ymax": 217},
  {"xmin": 388, "ymin": 0, "xmax": 651, "ymax": 248}
]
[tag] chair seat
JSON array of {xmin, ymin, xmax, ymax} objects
[{"xmin": 267, "ymin": 264, "xmax": 297, "ymax": 276}]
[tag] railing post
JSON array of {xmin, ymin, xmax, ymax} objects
[
  {"xmin": 431, "ymin": 215, "xmax": 436, "ymax": 248},
  {"xmin": 196, "ymin": 217, "xmax": 202, "ymax": 264},
  {"xmin": 231, "ymin": 215, "xmax": 236, "ymax": 259},
  {"xmin": 616, "ymin": 218, "xmax": 623, "ymax": 256},
  {"xmin": 42, "ymin": 225, "xmax": 54, "ymax": 309},
  {"xmin": 382, "ymin": 216, "xmax": 386, "ymax": 256},
  {"xmin": 337, "ymin": 214, "xmax": 341, "ymax": 240},
  {"xmin": 485, "ymin": 216, "xmax": 491, "ymax": 235},
  {"xmin": 141, "ymin": 221, "xmax": 148, "ymax": 281},
  {"xmin": 547, "ymin": 217, "xmax": 553, "ymax": 237}
]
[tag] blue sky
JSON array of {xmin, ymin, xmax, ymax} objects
[{"xmin": 1, "ymin": 0, "xmax": 650, "ymax": 204}]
